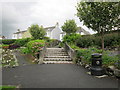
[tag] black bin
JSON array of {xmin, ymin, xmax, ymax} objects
[{"xmin": 90, "ymin": 53, "xmax": 104, "ymax": 76}]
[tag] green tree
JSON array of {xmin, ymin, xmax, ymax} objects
[
  {"xmin": 61, "ymin": 19, "xmax": 78, "ymax": 34},
  {"xmin": 29, "ymin": 24, "xmax": 46, "ymax": 39},
  {"xmin": 76, "ymin": 2, "xmax": 119, "ymax": 51}
]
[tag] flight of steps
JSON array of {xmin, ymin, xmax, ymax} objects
[{"xmin": 43, "ymin": 48, "xmax": 73, "ymax": 64}]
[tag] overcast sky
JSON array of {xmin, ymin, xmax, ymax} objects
[{"xmin": 0, "ymin": 0, "xmax": 95, "ymax": 39}]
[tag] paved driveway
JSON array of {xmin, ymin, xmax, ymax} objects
[{"xmin": 2, "ymin": 64, "xmax": 119, "ymax": 88}]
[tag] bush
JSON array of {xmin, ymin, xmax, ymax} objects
[
  {"xmin": 20, "ymin": 47, "xmax": 30, "ymax": 54},
  {"xmin": 75, "ymin": 47, "xmax": 119, "ymax": 69},
  {"xmin": 2, "ymin": 44, "xmax": 9, "ymax": 49},
  {"xmin": 1, "ymin": 39, "xmax": 16, "ymax": 45},
  {"xmin": 14, "ymin": 38, "xmax": 32, "ymax": 47},
  {"xmin": 76, "ymin": 33, "xmax": 120, "ymax": 48},
  {"xmin": 102, "ymin": 51, "xmax": 119, "ymax": 67},
  {"xmin": 27, "ymin": 40, "xmax": 45, "ymax": 56},
  {"xmin": 63, "ymin": 33, "xmax": 81, "ymax": 44},
  {"xmin": 76, "ymin": 48, "xmax": 102, "ymax": 64},
  {"xmin": 9, "ymin": 44, "xmax": 20, "ymax": 49}
]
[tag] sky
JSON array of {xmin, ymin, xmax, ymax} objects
[{"xmin": 0, "ymin": 0, "xmax": 95, "ymax": 39}]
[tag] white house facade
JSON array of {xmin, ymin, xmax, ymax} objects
[{"xmin": 12, "ymin": 22, "xmax": 90, "ymax": 41}]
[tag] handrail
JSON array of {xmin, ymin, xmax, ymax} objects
[{"xmin": 64, "ymin": 42, "xmax": 76, "ymax": 63}]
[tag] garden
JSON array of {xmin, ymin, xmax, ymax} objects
[{"xmin": 60, "ymin": 31, "xmax": 120, "ymax": 77}]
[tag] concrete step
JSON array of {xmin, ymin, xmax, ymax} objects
[
  {"xmin": 44, "ymin": 58, "xmax": 72, "ymax": 61},
  {"xmin": 44, "ymin": 56, "xmax": 70, "ymax": 58},
  {"xmin": 46, "ymin": 48, "xmax": 65, "ymax": 52},
  {"xmin": 43, "ymin": 61, "xmax": 73, "ymax": 64},
  {"xmin": 45, "ymin": 54, "xmax": 68, "ymax": 56}
]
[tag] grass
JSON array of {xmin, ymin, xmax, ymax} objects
[{"xmin": 0, "ymin": 85, "xmax": 16, "ymax": 90}]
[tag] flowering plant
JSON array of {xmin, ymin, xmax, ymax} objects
[{"xmin": 27, "ymin": 40, "xmax": 45, "ymax": 57}]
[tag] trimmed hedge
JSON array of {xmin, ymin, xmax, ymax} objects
[
  {"xmin": 63, "ymin": 33, "xmax": 81, "ymax": 44},
  {"xmin": 1, "ymin": 39, "xmax": 16, "ymax": 45},
  {"xmin": 14, "ymin": 38, "xmax": 32, "ymax": 46},
  {"xmin": 76, "ymin": 33, "xmax": 120, "ymax": 48}
]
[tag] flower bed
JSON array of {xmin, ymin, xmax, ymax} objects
[
  {"xmin": 1, "ymin": 49, "xmax": 18, "ymax": 68},
  {"xmin": 20, "ymin": 40, "xmax": 46, "ymax": 63},
  {"xmin": 69, "ymin": 44, "xmax": 120, "ymax": 77}
]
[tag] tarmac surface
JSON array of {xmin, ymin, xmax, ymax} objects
[{"xmin": 2, "ymin": 64, "xmax": 119, "ymax": 88}]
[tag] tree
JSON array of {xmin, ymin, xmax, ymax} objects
[
  {"xmin": 29, "ymin": 24, "xmax": 46, "ymax": 39},
  {"xmin": 76, "ymin": 2, "xmax": 119, "ymax": 51},
  {"xmin": 61, "ymin": 19, "xmax": 78, "ymax": 34}
]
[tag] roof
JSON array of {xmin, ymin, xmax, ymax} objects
[
  {"xmin": 44, "ymin": 26, "xmax": 55, "ymax": 31},
  {"xmin": 14, "ymin": 30, "xmax": 26, "ymax": 34},
  {"xmin": 13, "ymin": 26, "xmax": 56, "ymax": 34},
  {"xmin": 60, "ymin": 27, "xmax": 90, "ymax": 35},
  {"xmin": 77, "ymin": 27, "xmax": 90, "ymax": 35}
]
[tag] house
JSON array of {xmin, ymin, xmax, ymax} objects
[
  {"xmin": 12, "ymin": 29, "xmax": 27, "ymax": 39},
  {"xmin": 0, "ymin": 35, "xmax": 7, "ymax": 39},
  {"xmin": 12, "ymin": 22, "xmax": 90, "ymax": 41},
  {"xmin": 60, "ymin": 26, "xmax": 90, "ymax": 41}
]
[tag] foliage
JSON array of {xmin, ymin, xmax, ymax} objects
[
  {"xmin": 69, "ymin": 44, "xmax": 80, "ymax": 50},
  {"xmin": 20, "ymin": 47, "xmax": 30, "ymax": 54},
  {"xmin": 75, "ymin": 47, "xmax": 102, "ymax": 64},
  {"xmin": 29, "ymin": 24, "xmax": 46, "ymax": 39},
  {"xmin": 76, "ymin": 2, "xmax": 119, "ymax": 50},
  {"xmin": 1, "ymin": 39, "xmax": 16, "ymax": 45},
  {"xmin": 44, "ymin": 37, "xmax": 51, "ymax": 42},
  {"xmin": 2, "ymin": 44, "xmax": 9, "ymax": 49},
  {"xmin": 2, "ymin": 49, "xmax": 18, "ymax": 68},
  {"xmin": 63, "ymin": 33, "xmax": 81, "ymax": 44},
  {"xmin": 9, "ymin": 44, "xmax": 20, "ymax": 49},
  {"xmin": 47, "ymin": 39, "xmax": 60, "ymax": 47},
  {"xmin": 0, "ymin": 86, "xmax": 16, "ymax": 90},
  {"xmin": 27, "ymin": 40, "xmax": 45, "ymax": 56},
  {"xmin": 102, "ymin": 51, "xmax": 119, "ymax": 68},
  {"xmin": 71, "ymin": 44, "xmax": 119, "ymax": 69},
  {"xmin": 14, "ymin": 38, "xmax": 32, "ymax": 46},
  {"xmin": 76, "ymin": 33, "xmax": 120, "ymax": 49},
  {"xmin": 61, "ymin": 19, "xmax": 78, "ymax": 34}
]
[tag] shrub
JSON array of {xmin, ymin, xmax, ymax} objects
[
  {"xmin": 75, "ymin": 47, "xmax": 102, "ymax": 64},
  {"xmin": 9, "ymin": 44, "xmax": 20, "ymax": 49},
  {"xmin": 1, "ymin": 39, "xmax": 16, "ymax": 45},
  {"xmin": 102, "ymin": 51, "xmax": 119, "ymax": 67},
  {"xmin": 27, "ymin": 40, "xmax": 45, "ymax": 56},
  {"xmin": 63, "ymin": 33, "xmax": 81, "ymax": 44},
  {"xmin": 75, "ymin": 47, "xmax": 119, "ymax": 69},
  {"xmin": 76, "ymin": 33, "xmax": 120, "ymax": 49},
  {"xmin": 14, "ymin": 38, "xmax": 32, "ymax": 47},
  {"xmin": 20, "ymin": 47, "xmax": 30, "ymax": 54},
  {"xmin": 2, "ymin": 44, "xmax": 9, "ymax": 49}
]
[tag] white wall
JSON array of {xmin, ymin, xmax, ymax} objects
[{"xmin": 51, "ymin": 26, "xmax": 62, "ymax": 41}]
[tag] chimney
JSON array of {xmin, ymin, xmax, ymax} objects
[
  {"xmin": 55, "ymin": 22, "xmax": 59, "ymax": 27},
  {"xmin": 17, "ymin": 29, "xmax": 20, "ymax": 32}
]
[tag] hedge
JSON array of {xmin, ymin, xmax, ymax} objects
[
  {"xmin": 1, "ymin": 39, "xmax": 16, "ymax": 45},
  {"xmin": 76, "ymin": 33, "xmax": 120, "ymax": 48},
  {"xmin": 14, "ymin": 38, "xmax": 32, "ymax": 46}
]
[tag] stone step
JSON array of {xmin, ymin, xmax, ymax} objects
[
  {"xmin": 43, "ymin": 61, "xmax": 73, "ymax": 64},
  {"xmin": 47, "ymin": 48, "xmax": 64, "ymax": 50},
  {"xmin": 44, "ymin": 58, "xmax": 72, "ymax": 61},
  {"xmin": 46, "ymin": 48, "xmax": 65, "ymax": 52},
  {"xmin": 45, "ymin": 54, "xmax": 68, "ymax": 56},
  {"xmin": 44, "ymin": 56, "xmax": 70, "ymax": 58}
]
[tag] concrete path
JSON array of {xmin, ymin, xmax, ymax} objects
[
  {"xmin": 2, "ymin": 64, "xmax": 119, "ymax": 88},
  {"xmin": 13, "ymin": 51, "xmax": 32, "ymax": 66}
]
